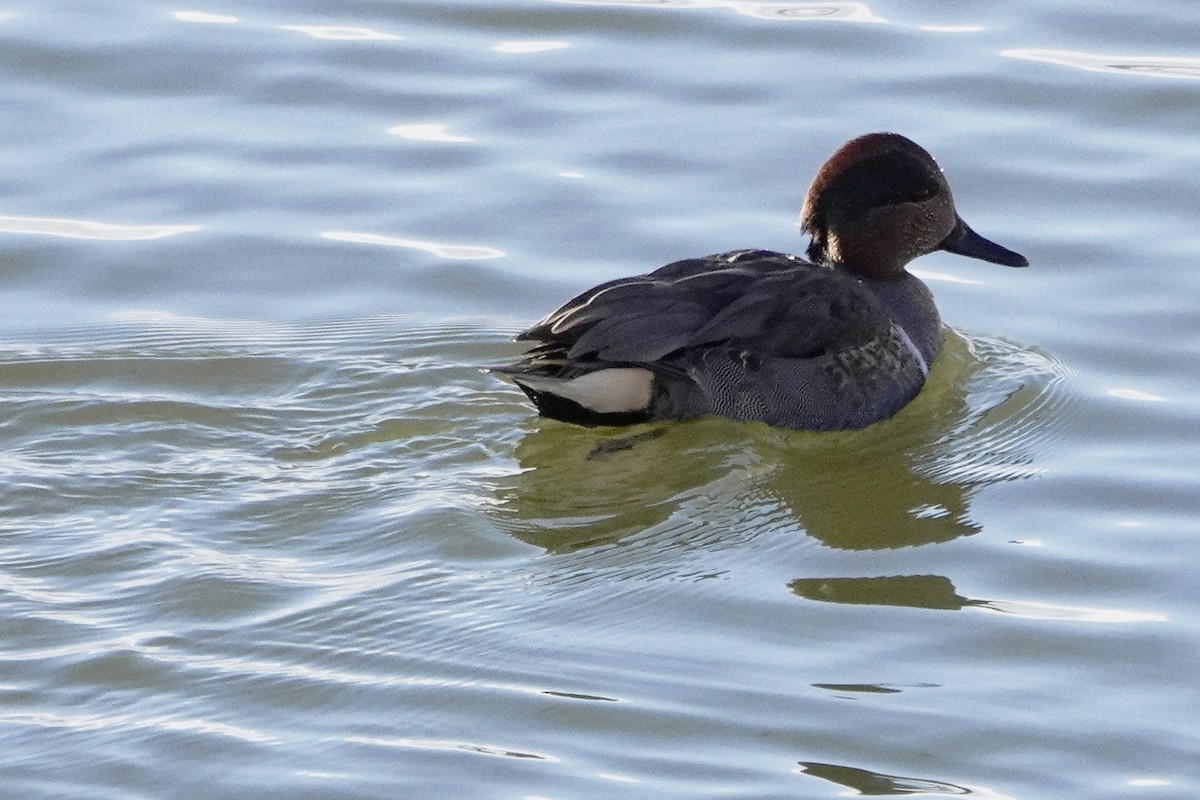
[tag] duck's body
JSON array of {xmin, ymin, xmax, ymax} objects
[
  {"xmin": 495, "ymin": 133, "xmax": 1028, "ymax": 430},
  {"xmin": 499, "ymin": 248, "xmax": 939, "ymax": 430}
]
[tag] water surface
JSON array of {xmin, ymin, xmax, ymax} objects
[{"xmin": 2, "ymin": 1, "xmax": 1199, "ymax": 798}]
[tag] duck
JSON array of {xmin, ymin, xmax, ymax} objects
[{"xmin": 493, "ymin": 132, "xmax": 1028, "ymax": 431}]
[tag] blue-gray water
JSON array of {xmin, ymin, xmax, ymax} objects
[{"xmin": 2, "ymin": 2, "xmax": 1199, "ymax": 798}]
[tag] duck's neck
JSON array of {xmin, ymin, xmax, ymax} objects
[{"xmin": 853, "ymin": 270, "xmax": 943, "ymax": 367}]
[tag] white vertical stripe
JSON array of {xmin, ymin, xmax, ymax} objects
[{"xmin": 894, "ymin": 326, "xmax": 929, "ymax": 377}]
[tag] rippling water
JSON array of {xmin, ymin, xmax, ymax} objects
[{"xmin": 3, "ymin": 2, "xmax": 1200, "ymax": 798}]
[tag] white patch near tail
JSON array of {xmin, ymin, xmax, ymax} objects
[{"xmin": 512, "ymin": 368, "xmax": 654, "ymax": 414}]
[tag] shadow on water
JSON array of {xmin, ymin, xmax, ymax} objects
[
  {"xmin": 789, "ymin": 573, "xmax": 1166, "ymax": 622},
  {"xmin": 491, "ymin": 330, "xmax": 1072, "ymax": 554},
  {"xmin": 790, "ymin": 574, "xmax": 976, "ymax": 610},
  {"xmin": 797, "ymin": 760, "xmax": 1016, "ymax": 798}
]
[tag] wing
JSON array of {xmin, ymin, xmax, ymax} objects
[
  {"xmin": 519, "ymin": 250, "xmax": 792, "ymax": 341},
  {"xmin": 515, "ymin": 250, "xmax": 892, "ymax": 366}
]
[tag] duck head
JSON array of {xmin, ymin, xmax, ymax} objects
[{"xmin": 800, "ymin": 132, "xmax": 1028, "ymax": 279}]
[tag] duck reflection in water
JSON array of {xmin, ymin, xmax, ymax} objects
[{"xmin": 491, "ymin": 332, "xmax": 1061, "ymax": 554}]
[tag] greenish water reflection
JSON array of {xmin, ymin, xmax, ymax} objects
[{"xmin": 492, "ymin": 332, "xmax": 1068, "ymax": 553}]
